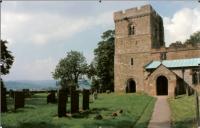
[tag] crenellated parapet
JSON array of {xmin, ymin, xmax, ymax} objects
[{"xmin": 113, "ymin": 4, "xmax": 160, "ymax": 22}]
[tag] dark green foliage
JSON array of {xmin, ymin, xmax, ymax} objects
[
  {"xmin": 1, "ymin": 40, "xmax": 14, "ymax": 75},
  {"xmin": 171, "ymin": 31, "xmax": 200, "ymax": 47},
  {"xmin": 94, "ymin": 30, "xmax": 115, "ymax": 92},
  {"xmin": 185, "ymin": 31, "xmax": 200, "ymax": 46},
  {"xmin": 169, "ymin": 41, "xmax": 186, "ymax": 48},
  {"xmin": 52, "ymin": 51, "xmax": 88, "ymax": 88},
  {"xmin": 1, "ymin": 40, "xmax": 14, "ymax": 112}
]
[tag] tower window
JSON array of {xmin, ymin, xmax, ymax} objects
[
  {"xmin": 128, "ymin": 24, "xmax": 135, "ymax": 35},
  {"xmin": 131, "ymin": 58, "xmax": 134, "ymax": 65}
]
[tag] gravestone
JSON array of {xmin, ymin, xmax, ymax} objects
[
  {"xmin": 23, "ymin": 89, "xmax": 32, "ymax": 98},
  {"xmin": 14, "ymin": 91, "xmax": 25, "ymax": 110},
  {"xmin": 47, "ymin": 90, "xmax": 56, "ymax": 104},
  {"xmin": 1, "ymin": 82, "xmax": 7, "ymax": 112},
  {"xmin": 71, "ymin": 86, "xmax": 79, "ymax": 114},
  {"xmin": 92, "ymin": 90, "xmax": 98, "ymax": 101},
  {"xmin": 58, "ymin": 89, "xmax": 67, "ymax": 117},
  {"xmin": 9, "ymin": 89, "xmax": 14, "ymax": 98},
  {"xmin": 82, "ymin": 89, "xmax": 90, "ymax": 110}
]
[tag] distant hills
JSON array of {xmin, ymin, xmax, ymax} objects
[{"xmin": 4, "ymin": 80, "xmax": 57, "ymax": 90}]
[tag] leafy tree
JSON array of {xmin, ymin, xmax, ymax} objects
[
  {"xmin": 52, "ymin": 51, "xmax": 88, "ymax": 88},
  {"xmin": 87, "ymin": 60, "xmax": 100, "ymax": 91},
  {"xmin": 169, "ymin": 41, "xmax": 185, "ymax": 48},
  {"xmin": 87, "ymin": 61, "xmax": 97, "ymax": 79},
  {"xmin": 94, "ymin": 30, "xmax": 115, "ymax": 92},
  {"xmin": 1, "ymin": 40, "xmax": 14, "ymax": 112},
  {"xmin": 185, "ymin": 31, "xmax": 200, "ymax": 46},
  {"xmin": 1, "ymin": 40, "xmax": 14, "ymax": 75}
]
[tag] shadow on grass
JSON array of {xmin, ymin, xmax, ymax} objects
[
  {"xmin": 71, "ymin": 107, "xmax": 109, "ymax": 118},
  {"xmin": 3, "ymin": 121, "xmax": 70, "ymax": 128}
]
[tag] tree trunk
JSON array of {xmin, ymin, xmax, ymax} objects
[{"xmin": 1, "ymin": 80, "xmax": 7, "ymax": 112}]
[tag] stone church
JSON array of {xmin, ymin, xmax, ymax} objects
[{"xmin": 114, "ymin": 4, "xmax": 200, "ymax": 97}]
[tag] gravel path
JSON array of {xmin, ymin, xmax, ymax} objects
[{"xmin": 148, "ymin": 96, "xmax": 171, "ymax": 128}]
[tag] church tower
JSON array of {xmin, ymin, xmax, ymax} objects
[{"xmin": 114, "ymin": 5, "xmax": 164, "ymax": 92}]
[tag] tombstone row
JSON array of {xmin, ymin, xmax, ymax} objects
[
  {"xmin": 1, "ymin": 88, "xmax": 25, "ymax": 112},
  {"xmin": 58, "ymin": 86, "xmax": 90, "ymax": 117}
]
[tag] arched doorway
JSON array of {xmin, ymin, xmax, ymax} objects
[
  {"xmin": 156, "ymin": 76, "xmax": 168, "ymax": 95},
  {"xmin": 126, "ymin": 79, "xmax": 136, "ymax": 93}
]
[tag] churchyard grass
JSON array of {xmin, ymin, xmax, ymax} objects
[
  {"xmin": 169, "ymin": 95, "xmax": 197, "ymax": 128},
  {"xmin": 2, "ymin": 92, "xmax": 155, "ymax": 128}
]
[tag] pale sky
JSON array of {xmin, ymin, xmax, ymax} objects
[{"xmin": 1, "ymin": 1, "xmax": 200, "ymax": 81}]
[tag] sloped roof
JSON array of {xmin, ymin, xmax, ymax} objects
[{"xmin": 145, "ymin": 58, "xmax": 200, "ymax": 69}]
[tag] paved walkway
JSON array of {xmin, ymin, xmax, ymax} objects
[{"xmin": 148, "ymin": 96, "xmax": 171, "ymax": 128}]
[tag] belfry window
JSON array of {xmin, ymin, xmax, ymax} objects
[{"xmin": 128, "ymin": 24, "xmax": 135, "ymax": 35}]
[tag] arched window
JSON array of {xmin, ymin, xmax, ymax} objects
[{"xmin": 128, "ymin": 24, "xmax": 135, "ymax": 35}]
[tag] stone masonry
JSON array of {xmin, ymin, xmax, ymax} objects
[{"xmin": 114, "ymin": 4, "xmax": 200, "ymax": 96}]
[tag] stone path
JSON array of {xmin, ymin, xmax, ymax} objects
[{"xmin": 148, "ymin": 96, "xmax": 171, "ymax": 128}]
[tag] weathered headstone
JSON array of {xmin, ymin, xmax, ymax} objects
[
  {"xmin": 92, "ymin": 91, "xmax": 98, "ymax": 101},
  {"xmin": 1, "ymin": 82, "xmax": 7, "ymax": 112},
  {"xmin": 58, "ymin": 89, "xmax": 67, "ymax": 117},
  {"xmin": 14, "ymin": 91, "xmax": 25, "ymax": 110},
  {"xmin": 47, "ymin": 90, "xmax": 56, "ymax": 104},
  {"xmin": 9, "ymin": 89, "xmax": 14, "ymax": 98},
  {"xmin": 23, "ymin": 89, "xmax": 32, "ymax": 98},
  {"xmin": 71, "ymin": 86, "xmax": 79, "ymax": 114},
  {"xmin": 82, "ymin": 89, "xmax": 90, "ymax": 110}
]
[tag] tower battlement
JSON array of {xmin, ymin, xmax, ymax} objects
[{"xmin": 114, "ymin": 4, "xmax": 158, "ymax": 21}]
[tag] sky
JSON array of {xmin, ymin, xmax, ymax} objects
[{"xmin": 1, "ymin": 0, "xmax": 200, "ymax": 81}]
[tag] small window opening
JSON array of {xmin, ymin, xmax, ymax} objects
[
  {"xmin": 160, "ymin": 53, "xmax": 166, "ymax": 60},
  {"xmin": 131, "ymin": 58, "xmax": 134, "ymax": 65},
  {"xmin": 129, "ymin": 25, "xmax": 135, "ymax": 35}
]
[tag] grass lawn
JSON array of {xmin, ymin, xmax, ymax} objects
[
  {"xmin": 168, "ymin": 95, "xmax": 197, "ymax": 128},
  {"xmin": 1, "ymin": 92, "xmax": 155, "ymax": 128}
]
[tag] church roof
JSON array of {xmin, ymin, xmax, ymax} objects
[{"xmin": 145, "ymin": 58, "xmax": 200, "ymax": 69}]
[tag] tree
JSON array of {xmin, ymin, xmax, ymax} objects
[
  {"xmin": 1, "ymin": 40, "xmax": 14, "ymax": 75},
  {"xmin": 52, "ymin": 51, "xmax": 88, "ymax": 88},
  {"xmin": 87, "ymin": 60, "xmax": 100, "ymax": 91},
  {"xmin": 169, "ymin": 41, "xmax": 185, "ymax": 48},
  {"xmin": 1, "ymin": 40, "xmax": 14, "ymax": 112},
  {"xmin": 94, "ymin": 30, "xmax": 115, "ymax": 92},
  {"xmin": 185, "ymin": 31, "xmax": 200, "ymax": 46}
]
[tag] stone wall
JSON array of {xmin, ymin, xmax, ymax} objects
[{"xmin": 151, "ymin": 45, "xmax": 200, "ymax": 61}]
